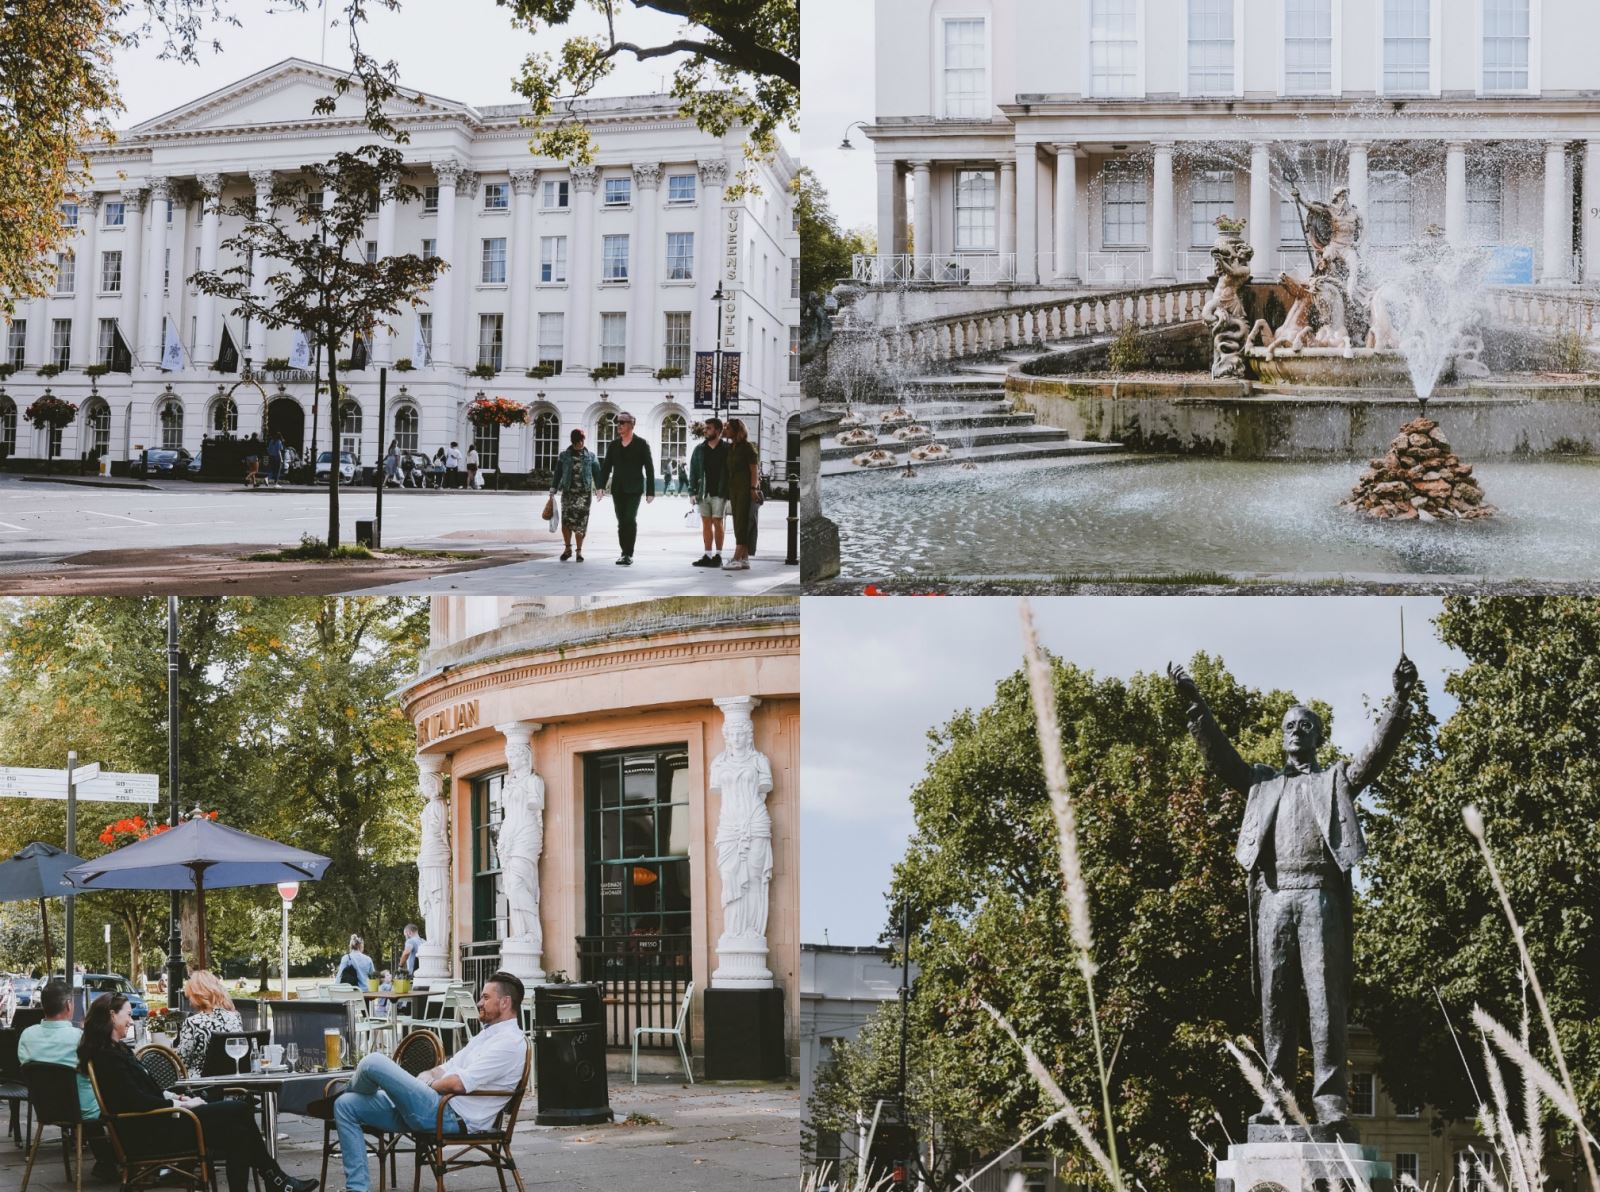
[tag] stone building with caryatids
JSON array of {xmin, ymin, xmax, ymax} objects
[
  {"xmin": 397, "ymin": 595, "xmax": 800, "ymax": 1077},
  {"xmin": 0, "ymin": 57, "xmax": 801, "ymax": 478}
]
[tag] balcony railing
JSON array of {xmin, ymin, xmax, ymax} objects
[
  {"xmin": 576, "ymin": 932, "xmax": 692, "ymax": 1050},
  {"xmin": 852, "ymin": 253, "xmax": 1018, "ymax": 287}
]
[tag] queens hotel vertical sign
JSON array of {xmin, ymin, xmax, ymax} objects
[{"xmin": 722, "ymin": 206, "xmax": 742, "ymax": 354}]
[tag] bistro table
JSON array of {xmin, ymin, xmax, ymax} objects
[{"xmin": 169, "ymin": 1068, "xmax": 344, "ymax": 1158}]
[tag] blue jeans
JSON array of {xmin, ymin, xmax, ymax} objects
[{"xmin": 334, "ymin": 1054, "xmax": 463, "ymax": 1192}]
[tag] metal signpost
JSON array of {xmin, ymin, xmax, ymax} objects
[
  {"xmin": 278, "ymin": 881, "xmax": 299, "ymax": 1000},
  {"xmin": 0, "ymin": 758, "xmax": 158, "ymax": 977}
]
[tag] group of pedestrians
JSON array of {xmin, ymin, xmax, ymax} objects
[
  {"xmin": 545, "ymin": 413, "xmax": 760, "ymax": 569},
  {"xmin": 382, "ymin": 441, "xmax": 484, "ymax": 489}
]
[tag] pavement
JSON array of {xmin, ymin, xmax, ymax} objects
[
  {"xmin": 0, "ymin": 476, "xmax": 800, "ymax": 594},
  {"xmin": 0, "ymin": 1074, "xmax": 799, "ymax": 1191}
]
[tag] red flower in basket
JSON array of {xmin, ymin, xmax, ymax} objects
[
  {"xmin": 24, "ymin": 394, "xmax": 79, "ymax": 428},
  {"xmin": 466, "ymin": 396, "xmax": 530, "ymax": 428}
]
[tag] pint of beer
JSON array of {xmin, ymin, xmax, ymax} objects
[{"xmin": 324, "ymin": 1028, "xmax": 344, "ymax": 1070}]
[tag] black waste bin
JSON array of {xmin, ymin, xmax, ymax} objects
[
  {"xmin": 533, "ymin": 983, "xmax": 612, "ymax": 1125},
  {"xmin": 355, "ymin": 519, "xmax": 375, "ymax": 547}
]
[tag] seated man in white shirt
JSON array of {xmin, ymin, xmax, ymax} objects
[{"xmin": 330, "ymin": 971, "xmax": 528, "ymax": 1192}]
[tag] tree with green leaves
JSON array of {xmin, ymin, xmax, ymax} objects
[
  {"xmin": 839, "ymin": 652, "xmax": 1359, "ymax": 1191},
  {"xmin": 1359, "ymin": 596, "xmax": 1600, "ymax": 1163},
  {"xmin": 795, "ymin": 167, "xmax": 868, "ymax": 304},
  {"xmin": 190, "ymin": 147, "xmax": 445, "ymax": 548}
]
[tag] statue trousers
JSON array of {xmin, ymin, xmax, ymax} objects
[{"xmin": 1256, "ymin": 880, "xmax": 1349, "ymax": 1111}]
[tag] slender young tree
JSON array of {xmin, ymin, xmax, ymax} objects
[{"xmin": 191, "ymin": 145, "xmax": 446, "ymax": 547}]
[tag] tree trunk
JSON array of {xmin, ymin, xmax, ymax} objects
[{"xmin": 326, "ymin": 350, "xmax": 341, "ymax": 547}]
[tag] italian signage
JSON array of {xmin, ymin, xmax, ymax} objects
[
  {"xmin": 0, "ymin": 766, "xmax": 159, "ymax": 805},
  {"xmin": 416, "ymin": 699, "xmax": 481, "ymax": 746}
]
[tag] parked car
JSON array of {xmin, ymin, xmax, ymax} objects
[
  {"xmin": 314, "ymin": 450, "xmax": 356, "ymax": 484},
  {"xmin": 135, "ymin": 447, "xmax": 194, "ymax": 478},
  {"xmin": 10, "ymin": 973, "xmax": 40, "ymax": 1006},
  {"xmin": 187, "ymin": 450, "xmax": 204, "ymax": 475},
  {"xmin": 81, "ymin": 972, "xmax": 150, "ymax": 1018}
]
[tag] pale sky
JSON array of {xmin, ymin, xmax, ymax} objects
[
  {"xmin": 108, "ymin": 0, "xmax": 795, "ymax": 149},
  {"xmin": 797, "ymin": 0, "xmax": 878, "ymax": 233},
  {"xmin": 801, "ymin": 597, "xmax": 1465, "ymax": 947}
]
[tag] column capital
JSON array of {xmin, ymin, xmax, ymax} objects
[
  {"xmin": 1053, "ymin": 142, "xmax": 1080, "ymax": 156},
  {"xmin": 713, "ymin": 695, "xmax": 762, "ymax": 722},
  {"xmin": 697, "ymin": 158, "xmax": 729, "ymax": 187},
  {"xmin": 998, "ymin": 159, "xmax": 1016, "ymax": 175},
  {"xmin": 572, "ymin": 163, "xmax": 600, "ymax": 192},
  {"xmin": 197, "ymin": 173, "xmax": 224, "ymax": 199},
  {"xmin": 433, "ymin": 158, "xmax": 466, "ymax": 186},
  {"xmin": 147, "ymin": 177, "xmax": 172, "ymax": 203},
  {"xmin": 248, "ymin": 169, "xmax": 275, "ymax": 195},
  {"xmin": 458, "ymin": 170, "xmax": 480, "ymax": 199},
  {"xmin": 493, "ymin": 720, "xmax": 544, "ymax": 748},
  {"xmin": 632, "ymin": 162, "xmax": 662, "ymax": 189},
  {"xmin": 509, "ymin": 168, "xmax": 540, "ymax": 195},
  {"xmin": 909, "ymin": 159, "xmax": 932, "ymax": 172},
  {"xmin": 1444, "ymin": 140, "xmax": 1470, "ymax": 153},
  {"xmin": 415, "ymin": 751, "xmax": 449, "ymax": 778},
  {"xmin": 1150, "ymin": 139, "xmax": 1176, "ymax": 152},
  {"xmin": 82, "ymin": 192, "xmax": 103, "ymax": 215},
  {"xmin": 1344, "ymin": 139, "xmax": 1372, "ymax": 151},
  {"xmin": 121, "ymin": 186, "xmax": 148, "ymax": 212},
  {"xmin": 1547, "ymin": 139, "xmax": 1571, "ymax": 153}
]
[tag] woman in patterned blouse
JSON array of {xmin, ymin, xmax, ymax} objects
[{"xmin": 176, "ymin": 969, "xmax": 244, "ymax": 1073}]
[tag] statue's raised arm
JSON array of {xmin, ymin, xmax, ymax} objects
[
  {"xmin": 1168, "ymin": 662, "xmax": 1270, "ymax": 795},
  {"xmin": 1346, "ymin": 655, "xmax": 1417, "ymax": 793}
]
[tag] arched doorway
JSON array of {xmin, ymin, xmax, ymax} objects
[
  {"xmin": 266, "ymin": 397, "xmax": 305, "ymax": 453},
  {"xmin": 82, "ymin": 398, "xmax": 111, "ymax": 463}
]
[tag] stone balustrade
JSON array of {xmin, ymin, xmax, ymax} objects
[{"xmin": 1488, "ymin": 288, "xmax": 1600, "ymax": 341}]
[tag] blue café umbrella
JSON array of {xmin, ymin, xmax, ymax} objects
[
  {"xmin": 65, "ymin": 816, "xmax": 331, "ymax": 971},
  {"xmin": 0, "ymin": 842, "xmax": 87, "ymax": 974}
]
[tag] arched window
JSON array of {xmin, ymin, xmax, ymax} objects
[
  {"xmin": 211, "ymin": 397, "xmax": 238, "ymax": 434},
  {"xmin": 84, "ymin": 399, "xmax": 110, "ymax": 459},
  {"xmin": 0, "ymin": 396, "xmax": 15, "ymax": 457},
  {"xmin": 660, "ymin": 412, "xmax": 687, "ymax": 467},
  {"xmin": 393, "ymin": 404, "xmax": 419, "ymax": 452},
  {"xmin": 159, "ymin": 399, "xmax": 183, "ymax": 451},
  {"xmin": 472, "ymin": 421, "xmax": 500, "ymax": 472},
  {"xmin": 532, "ymin": 410, "xmax": 560, "ymax": 473},
  {"xmin": 340, "ymin": 399, "xmax": 362, "ymax": 460},
  {"xmin": 595, "ymin": 411, "xmax": 617, "ymax": 460}
]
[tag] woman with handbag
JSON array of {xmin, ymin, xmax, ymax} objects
[
  {"xmin": 722, "ymin": 418, "xmax": 760, "ymax": 572},
  {"xmin": 548, "ymin": 428, "xmax": 603, "ymax": 562}
]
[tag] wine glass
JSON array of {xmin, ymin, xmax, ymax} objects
[
  {"xmin": 224, "ymin": 1036, "xmax": 249, "ymax": 1077},
  {"xmin": 284, "ymin": 1043, "xmax": 300, "ymax": 1073}
]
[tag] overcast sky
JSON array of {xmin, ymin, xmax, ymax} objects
[
  {"xmin": 801, "ymin": 596, "xmax": 1465, "ymax": 947},
  {"xmin": 798, "ymin": 0, "xmax": 878, "ymax": 233},
  {"xmin": 109, "ymin": 0, "xmax": 790, "ymax": 144}
]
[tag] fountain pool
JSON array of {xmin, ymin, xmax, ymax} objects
[{"xmin": 823, "ymin": 455, "xmax": 1600, "ymax": 585}]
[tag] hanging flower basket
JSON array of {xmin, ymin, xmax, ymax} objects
[
  {"xmin": 24, "ymin": 394, "xmax": 79, "ymax": 428},
  {"xmin": 466, "ymin": 396, "xmax": 529, "ymax": 428}
]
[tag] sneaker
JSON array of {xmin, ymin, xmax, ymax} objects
[
  {"xmin": 691, "ymin": 554, "xmax": 715, "ymax": 567},
  {"xmin": 710, "ymin": 553, "xmax": 722, "ymax": 566},
  {"xmin": 616, "ymin": 555, "xmax": 632, "ymax": 566},
  {"xmin": 575, "ymin": 552, "xmax": 584, "ymax": 562},
  {"xmin": 559, "ymin": 548, "xmax": 572, "ymax": 562}
]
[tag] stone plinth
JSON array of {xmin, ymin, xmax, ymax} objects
[
  {"xmin": 1216, "ymin": 1139, "xmax": 1393, "ymax": 1192},
  {"xmin": 499, "ymin": 938, "xmax": 546, "ymax": 987}
]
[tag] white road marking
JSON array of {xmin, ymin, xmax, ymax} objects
[{"xmin": 81, "ymin": 510, "xmax": 158, "ymax": 525}]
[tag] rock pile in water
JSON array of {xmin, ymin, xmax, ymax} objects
[{"xmin": 1342, "ymin": 417, "xmax": 1495, "ymax": 521}]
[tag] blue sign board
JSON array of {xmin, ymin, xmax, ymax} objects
[{"xmin": 1483, "ymin": 245, "xmax": 1535, "ymax": 285}]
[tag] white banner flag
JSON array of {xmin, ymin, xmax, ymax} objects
[
  {"xmin": 161, "ymin": 318, "xmax": 184, "ymax": 372},
  {"xmin": 289, "ymin": 328, "xmax": 312, "ymax": 369},
  {"xmin": 412, "ymin": 318, "xmax": 429, "ymax": 367}
]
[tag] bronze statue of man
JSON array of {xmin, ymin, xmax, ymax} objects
[{"xmin": 1167, "ymin": 656, "xmax": 1417, "ymax": 1131}]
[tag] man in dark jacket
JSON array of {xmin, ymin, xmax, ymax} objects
[
  {"xmin": 687, "ymin": 417, "xmax": 731, "ymax": 567},
  {"xmin": 597, "ymin": 411, "xmax": 655, "ymax": 565}
]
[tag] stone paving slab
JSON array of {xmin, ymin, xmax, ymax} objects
[{"xmin": 0, "ymin": 1076, "xmax": 798, "ymax": 1192}]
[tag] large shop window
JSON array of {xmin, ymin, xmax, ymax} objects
[
  {"xmin": 471, "ymin": 771, "xmax": 508, "ymax": 943},
  {"xmin": 1284, "ymin": 0, "xmax": 1334, "ymax": 94},
  {"xmin": 954, "ymin": 170, "xmax": 996, "ymax": 253},
  {"xmin": 1090, "ymin": 0, "xmax": 1139, "ymax": 97},
  {"xmin": 1482, "ymin": 0, "xmax": 1530, "ymax": 92},
  {"xmin": 1383, "ymin": 0, "xmax": 1430, "ymax": 92},
  {"xmin": 941, "ymin": 18, "xmax": 986, "ymax": 118},
  {"xmin": 1187, "ymin": 0, "xmax": 1234, "ymax": 94},
  {"xmin": 583, "ymin": 747, "xmax": 691, "ymax": 947}
]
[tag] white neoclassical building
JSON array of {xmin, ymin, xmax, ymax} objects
[
  {"xmin": 1, "ymin": 58, "xmax": 801, "ymax": 478},
  {"xmin": 860, "ymin": 0, "xmax": 1600, "ymax": 294}
]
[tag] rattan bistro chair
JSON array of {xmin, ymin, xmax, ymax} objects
[
  {"xmin": 134, "ymin": 1043, "xmax": 187, "ymax": 1090},
  {"xmin": 408, "ymin": 1040, "xmax": 532, "ymax": 1192},
  {"xmin": 87, "ymin": 1058, "xmax": 212, "ymax": 1192},
  {"xmin": 317, "ymin": 1029, "xmax": 444, "ymax": 1192},
  {"xmin": 18, "ymin": 1062, "xmax": 103, "ymax": 1192}
]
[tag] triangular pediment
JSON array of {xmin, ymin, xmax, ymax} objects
[{"xmin": 130, "ymin": 58, "xmax": 472, "ymax": 136}]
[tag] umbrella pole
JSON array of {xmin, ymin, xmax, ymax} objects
[
  {"xmin": 194, "ymin": 873, "xmax": 208, "ymax": 972},
  {"xmin": 39, "ymin": 896, "xmax": 54, "ymax": 975}
]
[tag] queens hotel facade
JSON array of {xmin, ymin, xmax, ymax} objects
[
  {"xmin": 863, "ymin": 0, "xmax": 1600, "ymax": 294},
  {"xmin": 1, "ymin": 59, "xmax": 801, "ymax": 476}
]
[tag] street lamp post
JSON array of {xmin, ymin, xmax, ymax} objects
[
  {"xmin": 104, "ymin": 922, "xmax": 112, "ymax": 976},
  {"xmin": 278, "ymin": 882, "xmax": 299, "ymax": 1001}
]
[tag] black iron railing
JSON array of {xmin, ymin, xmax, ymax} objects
[
  {"xmin": 459, "ymin": 941, "xmax": 501, "ymax": 993},
  {"xmin": 576, "ymin": 933, "xmax": 692, "ymax": 1050}
]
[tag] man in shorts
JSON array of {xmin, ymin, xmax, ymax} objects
[{"xmin": 687, "ymin": 417, "xmax": 731, "ymax": 567}]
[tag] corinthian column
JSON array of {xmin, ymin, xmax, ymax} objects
[
  {"xmin": 139, "ymin": 177, "xmax": 171, "ymax": 367},
  {"xmin": 120, "ymin": 187, "xmax": 147, "ymax": 366},
  {"xmin": 415, "ymin": 754, "xmax": 453, "ymax": 983},
  {"xmin": 710, "ymin": 696, "xmax": 775, "ymax": 989},
  {"xmin": 248, "ymin": 170, "xmax": 276, "ymax": 364},
  {"xmin": 628, "ymin": 162, "xmax": 661, "ymax": 371},
  {"xmin": 194, "ymin": 174, "xmax": 223, "ymax": 368},
  {"xmin": 70, "ymin": 195, "xmax": 101, "ymax": 368},
  {"xmin": 566, "ymin": 164, "xmax": 598, "ymax": 371},
  {"xmin": 697, "ymin": 159, "xmax": 728, "ymax": 350},
  {"xmin": 494, "ymin": 721, "xmax": 546, "ymax": 985},
  {"xmin": 508, "ymin": 169, "xmax": 539, "ymax": 372}
]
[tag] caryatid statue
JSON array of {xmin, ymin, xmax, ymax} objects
[
  {"xmin": 1168, "ymin": 655, "xmax": 1417, "ymax": 1132},
  {"xmin": 415, "ymin": 754, "xmax": 451, "ymax": 981},
  {"xmin": 711, "ymin": 696, "xmax": 776, "ymax": 988},
  {"xmin": 494, "ymin": 721, "xmax": 545, "ymax": 981}
]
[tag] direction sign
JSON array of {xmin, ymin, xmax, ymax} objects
[
  {"xmin": 69, "ymin": 763, "xmax": 102, "ymax": 784},
  {"xmin": 0, "ymin": 766, "xmax": 159, "ymax": 805}
]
